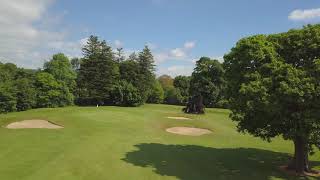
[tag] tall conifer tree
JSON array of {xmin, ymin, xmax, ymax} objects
[{"xmin": 78, "ymin": 35, "xmax": 120, "ymax": 105}]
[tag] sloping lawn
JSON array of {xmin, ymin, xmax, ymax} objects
[{"xmin": 0, "ymin": 104, "xmax": 318, "ymax": 180}]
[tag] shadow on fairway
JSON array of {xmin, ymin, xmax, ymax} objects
[{"xmin": 123, "ymin": 143, "xmax": 320, "ymax": 180}]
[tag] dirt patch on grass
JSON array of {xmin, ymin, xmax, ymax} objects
[
  {"xmin": 6, "ymin": 120, "xmax": 63, "ymax": 129},
  {"xmin": 166, "ymin": 127, "xmax": 212, "ymax": 136},
  {"xmin": 279, "ymin": 166, "xmax": 320, "ymax": 177},
  {"xmin": 167, "ymin": 117, "xmax": 191, "ymax": 120}
]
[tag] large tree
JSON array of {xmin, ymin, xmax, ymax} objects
[
  {"xmin": 189, "ymin": 57, "xmax": 225, "ymax": 107},
  {"xmin": 137, "ymin": 46, "xmax": 156, "ymax": 102},
  {"xmin": 224, "ymin": 24, "xmax": 320, "ymax": 174},
  {"xmin": 77, "ymin": 35, "xmax": 120, "ymax": 105},
  {"xmin": 44, "ymin": 53, "xmax": 76, "ymax": 94}
]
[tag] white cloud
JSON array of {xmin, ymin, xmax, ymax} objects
[
  {"xmin": 0, "ymin": 0, "xmax": 84, "ymax": 68},
  {"xmin": 289, "ymin": 8, "xmax": 320, "ymax": 21},
  {"xmin": 153, "ymin": 41, "xmax": 196, "ymax": 64},
  {"xmin": 157, "ymin": 54, "xmax": 222, "ymax": 77},
  {"xmin": 154, "ymin": 52, "xmax": 170, "ymax": 63},
  {"xmin": 170, "ymin": 48, "xmax": 186, "ymax": 58},
  {"xmin": 0, "ymin": 0, "xmax": 52, "ymax": 24},
  {"xmin": 114, "ymin": 40, "xmax": 123, "ymax": 48},
  {"xmin": 184, "ymin": 41, "xmax": 196, "ymax": 49},
  {"xmin": 157, "ymin": 65, "xmax": 194, "ymax": 77},
  {"xmin": 47, "ymin": 37, "xmax": 89, "ymax": 59},
  {"xmin": 0, "ymin": 0, "xmax": 198, "ymax": 75},
  {"xmin": 0, "ymin": 0, "xmax": 197, "ymax": 72}
]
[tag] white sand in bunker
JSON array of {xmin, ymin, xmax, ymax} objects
[
  {"xmin": 166, "ymin": 127, "xmax": 212, "ymax": 136},
  {"xmin": 6, "ymin": 120, "xmax": 63, "ymax": 129},
  {"xmin": 167, "ymin": 117, "xmax": 191, "ymax": 120}
]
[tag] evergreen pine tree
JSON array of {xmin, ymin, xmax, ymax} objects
[
  {"xmin": 77, "ymin": 35, "xmax": 120, "ymax": 105},
  {"xmin": 136, "ymin": 46, "xmax": 156, "ymax": 102}
]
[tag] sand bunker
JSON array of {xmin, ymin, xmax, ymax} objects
[
  {"xmin": 6, "ymin": 120, "xmax": 63, "ymax": 129},
  {"xmin": 166, "ymin": 127, "xmax": 212, "ymax": 136},
  {"xmin": 167, "ymin": 117, "xmax": 191, "ymax": 120}
]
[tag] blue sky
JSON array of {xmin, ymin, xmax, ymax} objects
[{"xmin": 0, "ymin": 0, "xmax": 320, "ymax": 76}]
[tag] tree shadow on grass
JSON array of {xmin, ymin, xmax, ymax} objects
[{"xmin": 122, "ymin": 143, "xmax": 320, "ymax": 180}]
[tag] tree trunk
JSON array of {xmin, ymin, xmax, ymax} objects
[
  {"xmin": 183, "ymin": 95, "xmax": 205, "ymax": 114},
  {"xmin": 287, "ymin": 136, "xmax": 310, "ymax": 173}
]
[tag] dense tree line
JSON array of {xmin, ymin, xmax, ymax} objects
[
  {"xmin": 0, "ymin": 53, "xmax": 75, "ymax": 113},
  {"xmin": 0, "ymin": 33, "xmax": 228, "ymax": 113},
  {"xmin": 76, "ymin": 35, "xmax": 160, "ymax": 106},
  {"xmin": 0, "ymin": 35, "xmax": 165, "ymax": 113}
]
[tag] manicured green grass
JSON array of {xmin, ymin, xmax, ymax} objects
[{"xmin": 0, "ymin": 104, "xmax": 318, "ymax": 180}]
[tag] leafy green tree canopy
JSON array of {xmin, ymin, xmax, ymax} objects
[
  {"xmin": 113, "ymin": 80, "xmax": 143, "ymax": 107},
  {"xmin": 189, "ymin": 57, "xmax": 225, "ymax": 108},
  {"xmin": 147, "ymin": 80, "xmax": 164, "ymax": 104},
  {"xmin": 136, "ymin": 46, "xmax": 156, "ymax": 102},
  {"xmin": 158, "ymin": 75, "xmax": 174, "ymax": 90},
  {"xmin": 44, "ymin": 53, "xmax": 76, "ymax": 93},
  {"xmin": 35, "ymin": 72, "xmax": 73, "ymax": 108},
  {"xmin": 77, "ymin": 35, "xmax": 120, "ymax": 105},
  {"xmin": 224, "ymin": 24, "xmax": 320, "ymax": 173}
]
